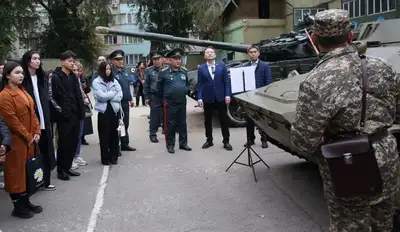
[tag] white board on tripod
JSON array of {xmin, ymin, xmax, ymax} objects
[{"xmin": 230, "ymin": 66, "xmax": 256, "ymax": 94}]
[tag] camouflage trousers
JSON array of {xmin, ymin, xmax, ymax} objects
[
  {"xmin": 317, "ymin": 134, "xmax": 399, "ymax": 232},
  {"xmin": 326, "ymin": 195, "xmax": 394, "ymax": 232},
  {"xmin": 396, "ymin": 170, "xmax": 400, "ymax": 210}
]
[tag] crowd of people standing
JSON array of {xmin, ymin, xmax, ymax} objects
[{"xmin": 0, "ymin": 47, "xmax": 140, "ymax": 219}]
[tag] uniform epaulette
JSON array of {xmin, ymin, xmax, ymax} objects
[
  {"xmin": 180, "ymin": 66, "xmax": 187, "ymax": 71},
  {"xmin": 145, "ymin": 66, "xmax": 153, "ymax": 71},
  {"xmin": 161, "ymin": 67, "xmax": 169, "ymax": 72}
]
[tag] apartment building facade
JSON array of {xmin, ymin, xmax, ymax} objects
[
  {"xmin": 103, "ymin": 0, "xmax": 151, "ymax": 74},
  {"xmin": 341, "ymin": 0, "xmax": 399, "ymax": 29}
]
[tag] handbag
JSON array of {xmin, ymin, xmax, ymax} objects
[
  {"xmin": 117, "ymin": 105, "xmax": 126, "ymax": 137},
  {"xmin": 84, "ymin": 103, "xmax": 93, "ymax": 118},
  {"xmin": 320, "ymin": 54, "xmax": 383, "ymax": 198},
  {"xmin": 26, "ymin": 143, "xmax": 45, "ymax": 196},
  {"xmin": 84, "ymin": 95, "xmax": 93, "ymax": 118}
]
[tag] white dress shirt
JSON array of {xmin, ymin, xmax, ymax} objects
[
  {"xmin": 207, "ymin": 62, "xmax": 216, "ymax": 80},
  {"xmin": 198, "ymin": 61, "xmax": 230, "ymax": 102},
  {"xmin": 31, "ymin": 75, "xmax": 45, "ymax": 130}
]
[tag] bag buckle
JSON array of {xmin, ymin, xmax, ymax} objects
[{"xmin": 343, "ymin": 153, "xmax": 353, "ymax": 164}]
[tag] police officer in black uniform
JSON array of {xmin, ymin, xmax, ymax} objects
[
  {"xmin": 157, "ymin": 48, "xmax": 192, "ymax": 154},
  {"xmin": 144, "ymin": 50, "xmax": 164, "ymax": 143},
  {"xmin": 109, "ymin": 50, "xmax": 136, "ymax": 152}
]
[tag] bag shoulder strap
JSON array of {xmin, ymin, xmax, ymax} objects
[{"xmin": 359, "ymin": 54, "xmax": 368, "ymax": 128}]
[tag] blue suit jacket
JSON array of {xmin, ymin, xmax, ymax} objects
[
  {"xmin": 196, "ymin": 61, "xmax": 231, "ymax": 103},
  {"xmin": 246, "ymin": 60, "xmax": 272, "ymax": 88}
]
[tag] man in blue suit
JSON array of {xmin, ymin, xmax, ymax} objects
[
  {"xmin": 244, "ymin": 45, "xmax": 272, "ymax": 149},
  {"xmin": 197, "ymin": 47, "xmax": 232, "ymax": 151}
]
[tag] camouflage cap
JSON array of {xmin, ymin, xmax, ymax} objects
[{"xmin": 313, "ymin": 9, "xmax": 351, "ymax": 37}]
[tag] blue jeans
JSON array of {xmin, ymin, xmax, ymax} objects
[{"xmin": 76, "ymin": 119, "xmax": 84, "ymax": 157}]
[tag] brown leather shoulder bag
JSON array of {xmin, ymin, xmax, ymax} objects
[{"xmin": 320, "ymin": 54, "xmax": 383, "ymax": 198}]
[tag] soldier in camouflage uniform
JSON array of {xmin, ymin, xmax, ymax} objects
[{"xmin": 291, "ymin": 9, "xmax": 399, "ymax": 231}]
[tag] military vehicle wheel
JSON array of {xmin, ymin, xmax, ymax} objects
[{"xmin": 227, "ymin": 100, "xmax": 247, "ymax": 127}]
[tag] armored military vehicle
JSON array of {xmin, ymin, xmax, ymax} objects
[
  {"xmin": 96, "ymin": 17, "xmax": 400, "ymax": 227},
  {"xmin": 234, "ymin": 18, "xmax": 400, "ymax": 162},
  {"xmin": 95, "ymin": 16, "xmax": 318, "ymax": 127}
]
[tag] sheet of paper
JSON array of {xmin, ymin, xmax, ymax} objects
[
  {"xmin": 229, "ymin": 66, "xmax": 256, "ymax": 93},
  {"xmin": 229, "ymin": 67, "xmax": 245, "ymax": 94},
  {"xmin": 243, "ymin": 66, "xmax": 256, "ymax": 91}
]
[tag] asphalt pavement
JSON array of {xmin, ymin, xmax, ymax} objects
[{"xmin": 0, "ymin": 97, "xmax": 329, "ymax": 232}]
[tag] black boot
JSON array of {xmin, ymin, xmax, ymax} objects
[
  {"xmin": 20, "ymin": 193, "xmax": 43, "ymax": 214},
  {"xmin": 10, "ymin": 194, "xmax": 34, "ymax": 219}
]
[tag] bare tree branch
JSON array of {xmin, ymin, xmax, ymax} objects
[{"xmin": 35, "ymin": 0, "xmax": 50, "ymax": 12}]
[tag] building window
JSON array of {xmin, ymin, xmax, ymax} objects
[
  {"xmin": 20, "ymin": 38, "xmax": 39, "ymax": 49},
  {"xmin": 126, "ymin": 13, "xmax": 135, "ymax": 24},
  {"xmin": 104, "ymin": 35, "xmax": 117, "ymax": 45},
  {"xmin": 343, "ymin": 0, "xmax": 396, "ymax": 18},
  {"xmin": 123, "ymin": 36, "xmax": 144, "ymax": 44},
  {"xmin": 293, "ymin": 8, "xmax": 325, "ymax": 27},
  {"xmin": 125, "ymin": 54, "xmax": 143, "ymax": 65},
  {"xmin": 258, "ymin": 0, "xmax": 270, "ymax": 19}
]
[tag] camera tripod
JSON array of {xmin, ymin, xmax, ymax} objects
[{"xmin": 225, "ymin": 138, "xmax": 270, "ymax": 182}]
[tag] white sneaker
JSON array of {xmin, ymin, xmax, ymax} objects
[
  {"xmin": 0, "ymin": 182, "xmax": 4, "ymax": 189},
  {"xmin": 74, "ymin": 157, "xmax": 88, "ymax": 166},
  {"xmin": 71, "ymin": 161, "xmax": 79, "ymax": 170}
]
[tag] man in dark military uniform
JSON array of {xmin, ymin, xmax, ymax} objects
[
  {"xmin": 109, "ymin": 50, "xmax": 136, "ymax": 152},
  {"xmin": 144, "ymin": 50, "xmax": 164, "ymax": 143},
  {"xmin": 291, "ymin": 9, "xmax": 399, "ymax": 231},
  {"xmin": 161, "ymin": 50, "xmax": 170, "ymax": 67},
  {"xmin": 157, "ymin": 48, "xmax": 192, "ymax": 154}
]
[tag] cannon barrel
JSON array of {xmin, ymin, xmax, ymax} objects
[{"xmin": 95, "ymin": 26, "xmax": 250, "ymax": 53}]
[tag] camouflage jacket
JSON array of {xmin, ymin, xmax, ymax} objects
[{"xmin": 291, "ymin": 44, "xmax": 399, "ymax": 155}]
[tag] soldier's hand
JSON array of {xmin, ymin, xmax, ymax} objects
[
  {"xmin": 197, "ymin": 100, "xmax": 203, "ymax": 108},
  {"xmin": 145, "ymin": 99, "xmax": 150, "ymax": 105},
  {"xmin": 129, "ymin": 100, "xmax": 134, "ymax": 107}
]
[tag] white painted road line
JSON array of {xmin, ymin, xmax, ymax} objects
[{"xmin": 86, "ymin": 165, "xmax": 110, "ymax": 232}]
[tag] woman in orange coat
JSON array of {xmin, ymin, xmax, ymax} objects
[{"xmin": 0, "ymin": 61, "xmax": 41, "ymax": 219}]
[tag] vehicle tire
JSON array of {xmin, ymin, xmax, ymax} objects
[{"xmin": 226, "ymin": 100, "xmax": 247, "ymax": 128}]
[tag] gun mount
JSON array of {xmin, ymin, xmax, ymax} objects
[{"xmin": 95, "ymin": 13, "xmax": 318, "ymax": 62}]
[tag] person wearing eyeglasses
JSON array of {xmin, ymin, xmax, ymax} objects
[{"xmin": 197, "ymin": 46, "xmax": 232, "ymax": 151}]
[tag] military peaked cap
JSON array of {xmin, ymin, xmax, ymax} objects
[
  {"xmin": 109, "ymin": 49, "xmax": 125, "ymax": 59},
  {"xmin": 150, "ymin": 50, "xmax": 163, "ymax": 59},
  {"xmin": 165, "ymin": 48, "xmax": 185, "ymax": 58},
  {"xmin": 313, "ymin": 9, "xmax": 351, "ymax": 37}
]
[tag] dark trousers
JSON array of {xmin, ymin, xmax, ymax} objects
[
  {"xmin": 120, "ymin": 102, "xmax": 130, "ymax": 147},
  {"xmin": 136, "ymin": 85, "xmax": 145, "ymax": 106},
  {"xmin": 245, "ymin": 116, "xmax": 268, "ymax": 142},
  {"xmin": 98, "ymin": 104, "xmax": 119, "ymax": 163},
  {"xmin": 163, "ymin": 100, "xmax": 187, "ymax": 148},
  {"xmin": 203, "ymin": 100, "xmax": 230, "ymax": 143},
  {"xmin": 57, "ymin": 117, "xmax": 80, "ymax": 173},
  {"xmin": 149, "ymin": 95, "xmax": 163, "ymax": 138},
  {"xmin": 38, "ymin": 130, "xmax": 51, "ymax": 187}
]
